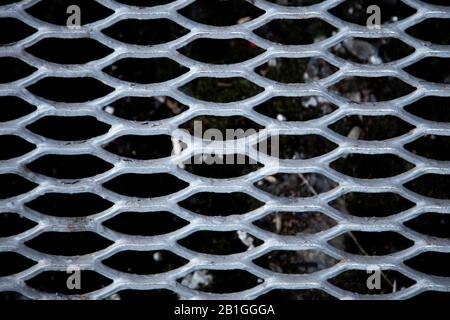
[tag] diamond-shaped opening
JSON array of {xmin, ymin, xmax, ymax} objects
[
  {"xmin": 26, "ymin": 271, "xmax": 112, "ymax": 295},
  {"xmin": 329, "ymin": 192, "xmax": 414, "ymax": 217},
  {"xmin": 178, "ymin": 231, "xmax": 262, "ymax": 255},
  {"xmin": 405, "ymin": 252, "xmax": 450, "ymax": 277},
  {"xmin": 258, "ymin": 134, "xmax": 337, "ymax": 159},
  {"xmin": 102, "ymin": 211, "xmax": 188, "ymax": 236},
  {"xmin": 254, "ymin": 96, "xmax": 337, "ymax": 121},
  {"xmin": 0, "ymin": 135, "xmax": 35, "ymax": 160},
  {"xmin": 105, "ymin": 96, "xmax": 188, "ymax": 122},
  {"xmin": 329, "ymin": 231, "xmax": 413, "ymax": 256},
  {"xmin": 329, "ymin": 0, "xmax": 416, "ymax": 26},
  {"xmin": 0, "ymin": 252, "xmax": 36, "ymax": 277},
  {"xmin": 407, "ymin": 18, "xmax": 450, "ymax": 45},
  {"xmin": 102, "ymin": 250, "xmax": 188, "ymax": 275},
  {"xmin": 179, "ymin": 77, "xmax": 264, "ymax": 103},
  {"xmin": 25, "ymin": 38, "xmax": 113, "ymax": 64},
  {"xmin": 254, "ymin": 18, "xmax": 336, "ymax": 45},
  {"xmin": 404, "ymin": 213, "xmax": 450, "ymax": 238},
  {"xmin": 26, "ymin": 154, "xmax": 113, "ymax": 179},
  {"xmin": 329, "ymin": 77, "xmax": 416, "ymax": 102},
  {"xmin": 329, "ymin": 270, "xmax": 415, "ymax": 295},
  {"xmin": 254, "ymin": 250, "xmax": 338, "ymax": 274},
  {"xmin": 256, "ymin": 58, "xmax": 337, "ymax": 83},
  {"xmin": 103, "ymin": 58, "xmax": 189, "ymax": 84},
  {"xmin": 178, "ymin": 0, "xmax": 264, "ymax": 26},
  {"xmin": 265, "ymin": 0, "xmax": 325, "ymax": 6},
  {"xmin": 178, "ymin": 38, "xmax": 265, "ymax": 64},
  {"xmin": 178, "ymin": 192, "xmax": 264, "ymax": 216},
  {"xmin": 103, "ymin": 135, "xmax": 173, "ymax": 160},
  {"xmin": 183, "ymin": 155, "xmax": 263, "ymax": 179},
  {"xmin": 0, "ymin": 57, "xmax": 36, "ymax": 84},
  {"xmin": 25, "ymin": 232, "xmax": 113, "ymax": 256},
  {"xmin": 178, "ymin": 269, "xmax": 262, "ymax": 293},
  {"xmin": 329, "ymin": 115, "xmax": 414, "ymax": 140},
  {"xmin": 253, "ymin": 211, "xmax": 337, "ymax": 235},
  {"xmin": 180, "ymin": 115, "xmax": 263, "ymax": 138},
  {"xmin": 0, "ymin": 18, "xmax": 36, "ymax": 45},
  {"xmin": 404, "ymin": 57, "xmax": 450, "ymax": 84},
  {"xmin": 0, "ymin": 174, "xmax": 37, "ymax": 200},
  {"xmin": 255, "ymin": 173, "xmax": 337, "ymax": 198},
  {"xmin": 112, "ymin": 289, "xmax": 178, "ymax": 301},
  {"xmin": 330, "ymin": 154, "xmax": 414, "ymax": 179},
  {"xmin": 0, "ymin": 212, "xmax": 37, "ymax": 237},
  {"xmin": 330, "ymin": 37, "xmax": 415, "ymax": 64},
  {"xmin": 102, "ymin": 19, "xmax": 189, "ymax": 45},
  {"xmin": 405, "ymin": 135, "xmax": 450, "ymax": 161},
  {"xmin": 114, "ymin": 0, "xmax": 175, "ymax": 6},
  {"xmin": 26, "ymin": 116, "xmax": 111, "ymax": 141},
  {"xmin": 257, "ymin": 289, "xmax": 336, "ymax": 300},
  {"xmin": 0, "ymin": 96, "xmax": 36, "ymax": 122},
  {"xmin": 103, "ymin": 173, "xmax": 188, "ymax": 198},
  {"xmin": 404, "ymin": 96, "xmax": 450, "ymax": 123},
  {"xmin": 25, "ymin": 193, "xmax": 113, "ymax": 217},
  {"xmin": 404, "ymin": 174, "xmax": 450, "ymax": 200},
  {"xmin": 25, "ymin": 0, "xmax": 113, "ymax": 25},
  {"xmin": 27, "ymin": 77, "xmax": 114, "ymax": 103}
]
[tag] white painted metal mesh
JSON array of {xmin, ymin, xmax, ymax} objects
[{"xmin": 0, "ymin": 0, "xmax": 450, "ymax": 300}]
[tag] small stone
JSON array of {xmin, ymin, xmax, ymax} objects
[
  {"xmin": 153, "ymin": 251, "xmax": 163, "ymax": 262},
  {"xmin": 181, "ymin": 270, "xmax": 213, "ymax": 290},
  {"xmin": 343, "ymin": 38, "xmax": 379, "ymax": 63},
  {"xmin": 264, "ymin": 175, "xmax": 277, "ymax": 183},
  {"xmin": 268, "ymin": 59, "xmax": 277, "ymax": 67},
  {"xmin": 104, "ymin": 106, "xmax": 114, "ymax": 114},
  {"xmin": 303, "ymin": 97, "xmax": 318, "ymax": 108},
  {"xmin": 369, "ymin": 55, "xmax": 383, "ymax": 65},
  {"xmin": 237, "ymin": 230, "xmax": 255, "ymax": 249}
]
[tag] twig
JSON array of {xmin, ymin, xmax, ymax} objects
[{"xmin": 297, "ymin": 173, "xmax": 395, "ymax": 291}]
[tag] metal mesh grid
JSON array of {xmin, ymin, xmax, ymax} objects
[{"xmin": 1, "ymin": 0, "xmax": 450, "ymax": 299}]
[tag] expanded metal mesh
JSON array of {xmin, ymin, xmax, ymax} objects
[{"xmin": 1, "ymin": 0, "xmax": 450, "ymax": 300}]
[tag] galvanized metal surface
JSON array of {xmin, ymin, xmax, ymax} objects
[{"xmin": 0, "ymin": 0, "xmax": 450, "ymax": 300}]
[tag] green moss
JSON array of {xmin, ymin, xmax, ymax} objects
[
  {"xmin": 180, "ymin": 77, "xmax": 263, "ymax": 103},
  {"xmin": 330, "ymin": 76, "xmax": 415, "ymax": 102},
  {"xmin": 178, "ymin": 38, "xmax": 264, "ymax": 65},
  {"xmin": 256, "ymin": 58, "xmax": 308, "ymax": 83}
]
